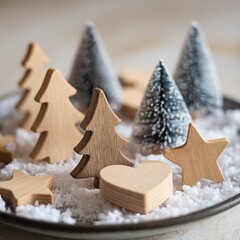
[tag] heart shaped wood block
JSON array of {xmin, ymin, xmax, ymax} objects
[{"xmin": 100, "ymin": 161, "xmax": 173, "ymax": 213}]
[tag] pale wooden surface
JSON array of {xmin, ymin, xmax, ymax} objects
[
  {"xmin": 16, "ymin": 42, "xmax": 49, "ymax": 131},
  {"xmin": 100, "ymin": 161, "xmax": 173, "ymax": 213},
  {"xmin": 120, "ymin": 69, "xmax": 151, "ymax": 90},
  {"xmin": 71, "ymin": 88, "xmax": 133, "ymax": 180},
  {"xmin": 0, "ymin": 170, "xmax": 53, "ymax": 210},
  {"xmin": 120, "ymin": 69, "xmax": 151, "ymax": 118},
  {"xmin": 0, "ymin": 135, "xmax": 15, "ymax": 164},
  {"xmin": 31, "ymin": 68, "xmax": 84, "ymax": 163},
  {"xmin": 163, "ymin": 123, "xmax": 228, "ymax": 186}
]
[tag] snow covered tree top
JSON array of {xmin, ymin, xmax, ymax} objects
[
  {"xmin": 69, "ymin": 22, "xmax": 123, "ymax": 111},
  {"xmin": 132, "ymin": 60, "xmax": 192, "ymax": 152},
  {"xmin": 174, "ymin": 21, "xmax": 223, "ymax": 117}
]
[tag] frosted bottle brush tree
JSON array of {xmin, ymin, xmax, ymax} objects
[
  {"xmin": 174, "ymin": 21, "xmax": 223, "ymax": 117},
  {"xmin": 132, "ymin": 60, "xmax": 192, "ymax": 153},
  {"xmin": 69, "ymin": 22, "xmax": 122, "ymax": 111}
]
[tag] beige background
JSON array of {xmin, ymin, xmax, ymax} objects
[{"xmin": 0, "ymin": 0, "xmax": 240, "ymax": 101}]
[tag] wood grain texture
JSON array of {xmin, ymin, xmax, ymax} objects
[
  {"xmin": 100, "ymin": 161, "xmax": 173, "ymax": 213},
  {"xmin": 71, "ymin": 88, "xmax": 133, "ymax": 181},
  {"xmin": 120, "ymin": 69, "xmax": 151, "ymax": 118},
  {"xmin": 163, "ymin": 123, "xmax": 228, "ymax": 186},
  {"xmin": 0, "ymin": 135, "xmax": 15, "ymax": 164},
  {"xmin": 30, "ymin": 68, "xmax": 84, "ymax": 163},
  {"xmin": 0, "ymin": 170, "xmax": 53, "ymax": 210},
  {"xmin": 16, "ymin": 42, "xmax": 49, "ymax": 131}
]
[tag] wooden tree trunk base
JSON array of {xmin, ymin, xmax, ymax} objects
[
  {"xmin": 136, "ymin": 147, "xmax": 163, "ymax": 156},
  {"xmin": 93, "ymin": 177, "xmax": 100, "ymax": 188},
  {"xmin": 120, "ymin": 105, "xmax": 137, "ymax": 119},
  {"xmin": 151, "ymin": 148, "xmax": 163, "ymax": 155}
]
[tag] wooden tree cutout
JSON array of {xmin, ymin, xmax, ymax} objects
[
  {"xmin": 71, "ymin": 88, "xmax": 133, "ymax": 183},
  {"xmin": 163, "ymin": 123, "xmax": 228, "ymax": 186},
  {"xmin": 30, "ymin": 68, "xmax": 84, "ymax": 163},
  {"xmin": 16, "ymin": 42, "xmax": 49, "ymax": 131},
  {"xmin": 0, "ymin": 135, "xmax": 15, "ymax": 164},
  {"xmin": 0, "ymin": 170, "xmax": 53, "ymax": 210}
]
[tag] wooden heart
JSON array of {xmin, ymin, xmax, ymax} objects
[{"xmin": 100, "ymin": 161, "xmax": 173, "ymax": 213}]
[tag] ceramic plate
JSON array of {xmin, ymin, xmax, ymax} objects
[{"xmin": 0, "ymin": 92, "xmax": 240, "ymax": 240}]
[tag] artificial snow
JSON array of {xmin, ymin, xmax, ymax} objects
[{"xmin": 1, "ymin": 109, "xmax": 240, "ymax": 225}]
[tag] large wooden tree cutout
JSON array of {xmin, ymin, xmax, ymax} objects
[
  {"xmin": 30, "ymin": 68, "xmax": 84, "ymax": 163},
  {"xmin": 16, "ymin": 42, "xmax": 49, "ymax": 131},
  {"xmin": 71, "ymin": 88, "xmax": 133, "ymax": 182}
]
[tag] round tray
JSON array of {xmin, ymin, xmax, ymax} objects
[{"xmin": 0, "ymin": 92, "xmax": 240, "ymax": 240}]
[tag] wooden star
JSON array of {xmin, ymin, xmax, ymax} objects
[
  {"xmin": 0, "ymin": 135, "xmax": 15, "ymax": 164},
  {"xmin": 163, "ymin": 123, "xmax": 228, "ymax": 186},
  {"xmin": 0, "ymin": 170, "xmax": 53, "ymax": 210}
]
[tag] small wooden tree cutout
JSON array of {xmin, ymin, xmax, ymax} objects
[
  {"xmin": 30, "ymin": 68, "xmax": 84, "ymax": 163},
  {"xmin": 0, "ymin": 170, "xmax": 53, "ymax": 210},
  {"xmin": 163, "ymin": 123, "xmax": 228, "ymax": 186},
  {"xmin": 71, "ymin": 88, "xmax": 133, "ymax": 183},
  {"xmin": 16, "ymin": 42, "xmax": 49, "ymax": 131}
]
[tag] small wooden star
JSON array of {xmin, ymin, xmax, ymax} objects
[
  {"xmin": 163, "ymin": 123, "xmax": 228, "ymax": 186},
  {"xmin": 0, "ymin": 170, "xmax": 53, "ymax": 210}
]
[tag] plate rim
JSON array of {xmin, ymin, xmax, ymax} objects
[{"xmin": 0, "ymin": 192, "xmax": 240, "ymax": 234}]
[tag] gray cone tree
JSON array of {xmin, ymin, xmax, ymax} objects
[
  {"xmin": 174, "ymin": 22, "xmax": 223, "ymax": 117},
  {"xmin": 132, "ymin": 60, "xmax": 192, "ymax": 153},
  {"xmin": 69, "ymin": 22, "xmax": 122, "ymax": 111}
]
